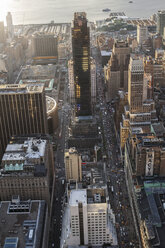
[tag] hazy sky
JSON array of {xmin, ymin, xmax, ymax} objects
[{"xmin": 0, "ymin": 0, "xmax": 165, "ymax": 24}]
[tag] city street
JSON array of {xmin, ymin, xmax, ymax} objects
[{"xmin": 95, "ymin": 57, "xmax": 138, "ymax": 248}]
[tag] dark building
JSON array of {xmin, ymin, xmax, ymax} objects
[
  {"xmin": 72, "ymin": 12, "xmax": 91, "ymax": 116},
  {"xmin": 157, "ymin": 10, "xmax": 165, "ymax": 36},
  {"xmin": 0, "ymin": 84, "xmax": 48, "ymax": 159}
]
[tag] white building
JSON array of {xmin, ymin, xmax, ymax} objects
[
  {"xmin": 137, "ymin": 25, "xmax": 148, "ymax": 45},
  {"xmin": 65, "ymin": 148, "xmax": 82, "ymax": 182},
  {"xmin": 61, "ymin": 188, "xmax": 118, "ymax": 247}
]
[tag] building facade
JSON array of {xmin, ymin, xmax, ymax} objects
[
  {"xmin": 68, "ymin": 57, "xmax": 96, "ymax": 107},
  {"xmin": 65, "ymin": 147, "xmax": 82, "ymax": 182},
  {"xmin": 72, "ymin": 12, "xmax": 91, "ymax": 116},
  {"xmin": 61, "ymin": 188, "xmax": 117, "ymax": 247},
  {"xmin": 120, "ymin": 57, "xmax": 157, "ymax": 150},
  {"xmin": 157, "ymin": 10, "xmax": 165, "ymax": 36},
  {"xmin": 0, "ymin": 84, "xmax": 48, "ymax": 158},
  {"xmin": 104, "ymin": 41, "xmax": 130, "ymax": 101},
  {"xmin": 0, "ymin": 135, "xmax": 54, "ymax": 206},
  {"xmin": 32, "ymin": 33, "xmax": 58, "ymax": 58}
]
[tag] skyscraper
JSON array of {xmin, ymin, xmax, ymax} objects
[
  {"xmin": 0, "ymin": 84, "xmax": 48, "ymax": 158},
  {"xmin": 104, "ymin": 41, "xmax": 130, "ymax": 101},
  {"xmin": 72, "ymin": 12, "xmax": 91, "ymax": 116},
  {"xmin": 120, "ymin": 56, "xmax": 157, "ymax": 149},
  {"xmin": 128, "ymin": 57, "xmax": 144, "ymax": 113},
  {"xmin": 157, "ymin": 10, "xmax": 165, "ymax": 36},
  {"xmin": 6, "ymin": 12, "xmax": 14, "ymax": 39}
]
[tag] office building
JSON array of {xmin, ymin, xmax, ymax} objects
[
  {"xmin": 157, "ymin": 10, "xmax": 165, "ymax": 36},
  {"xmin": 0, "ymin": 21, "xmax": 5, "ymax": 44},
  {"xmin": 128, "ymin": 57, "xmax": 144, "ymax": 113},
  {"xmin": 0, "ymin": 84, "xmax": 48, "ymax": 158},
  {"xmin": 65, "ymin": 147, "xmax": 82, "ymax": 182},
  {"xmin": 72, "ymin": 12, "xmax": 91, "ymax": 116},
  {"xmin": 68, "ymin": 58, "xmax": 96, "ymax": 106},
  {"xmin": 0, "ymin": 135, "xmax": 54, "ymax": 206},
  {"xmin": 32, "ymin": 33, "xmax": 58, "ymax": 58},
  {"xmin": 137, "ymin": 25, "xmax": 148, "ymax": 45},
  {"xmin": 68, "ymin": 116, "xmax": 100, "ymax": 150},
  {"xmin": 125, "ymin": 133, "xmax": 165, "ymax": 177},
  {"xmin": 104, "ymin": 41, "xmax": 130, "ymax": 101},
  {"xmin": 6, "ymin": 12, "xmax": 14, "ymax": 39},
  {"xmin": 124, "ymin": 136, "xmax": 165, "ymax": 247},
  {"xmin": 120, "ymin": 57, "xmax": 157, "ymax": 149},
  {"xmin": 0, "ymin": 196, "xmax": 49, "ymax": 248},
  {"xmin": 61, "ymin": 187, "xmax": 117, "ymax": 247}
]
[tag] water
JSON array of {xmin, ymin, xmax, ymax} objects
[{"xmin": 2, "ymin": 0, "xmax": 165, "ymax": 25}]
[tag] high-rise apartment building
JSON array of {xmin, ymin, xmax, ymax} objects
[
  {"xmin": 0, "ymin": 84, "xmax": 48, "ymax": 158},
  {"xmin": 6, "ymin": 12, "xmax": 14, "ymax": 39},
  {"xmin": 65, "ymin": 147, "xmax": 82, "ymax": 182},
  {"xmin": 61, "ymin": 188, "xmax": 117, "ymax": 247},
  {"xmin": 0, "ymin": 22, "xmax": 5, "ymax": 44},
  {"xmin": 157, "ymin": 10, "xmax": 165, "ymax": 36},
  {"xmin": 104, "ymin": 41, "xmax": 130, "ymax": 101},
  {"xmin": 32, "ymin": 33, "xmax": 58, "ymax": 57},
  {"xmin": 72, "ymin": 12, "xmax": 91, "ymax": 116},
  {"xmin": 137, "ymin": 25, "xmax": 148, "ymax": 45}
]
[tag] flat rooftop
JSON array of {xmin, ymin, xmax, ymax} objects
[
  {"xmin": 69, "ymin": 189, "xmax": 87, "ymax": 206},
  {"xmin": 0, "ymin": 198, "xmax": 46, "ymax": 248},
  {"xmin": 21, "ymin": 64, "xmax": 56, "ymax": 79},
  {"xmin": 3, "ymin": 138, "xmax": 46, "ymax": 162},
  {"xmin": 0, "ymin": 84, "xmax": 44, "ymax": 94}
]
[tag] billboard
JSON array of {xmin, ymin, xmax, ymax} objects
[{"xmin": 145, "ymin": 150, "xmax": 154, "ymax": 176}]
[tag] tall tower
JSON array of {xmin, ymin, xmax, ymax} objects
[
  {"xmin": 0, "ymin": 84, "xmax": 48, "ymax": 158},
  {"xmin": 104, "ymin": 40, "xmax": 130, "ymax": 101},
  {"xmin": 6, "ymin": 12, "xmax": 14, "ymax": 39},
  {"xmin": 157, "ymin": 10, "xmax": 165, "ymax": 36},
  {"xmin": 128, "ymin": 57, "xmax": 144, "ymax": 113},
  {"xmin": 72, "ymin": 12, "xmax": 91, "ymax": 116}
]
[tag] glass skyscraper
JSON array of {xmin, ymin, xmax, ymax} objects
[{"xmin": 72, "ymin": 12, "xmax": 91, "ymax": 116}]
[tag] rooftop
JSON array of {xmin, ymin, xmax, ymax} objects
[
  {"xmin": 0, "ymin": 84, "xmax": 44, "ymax": 94},
  {"xmin": 0, "ymin": 198, "xmax": 46, "ymax": 248},
  {"xmin": 69, "ymin": 189, "xmax": 87, "ymax": 206},
  {"xmin": 1, "ymin": 137, "xmax": 48, "ymax": 176},
  {"xmin": 21, "ymin": 64, "xmax": 56, "ymax": 80}
]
